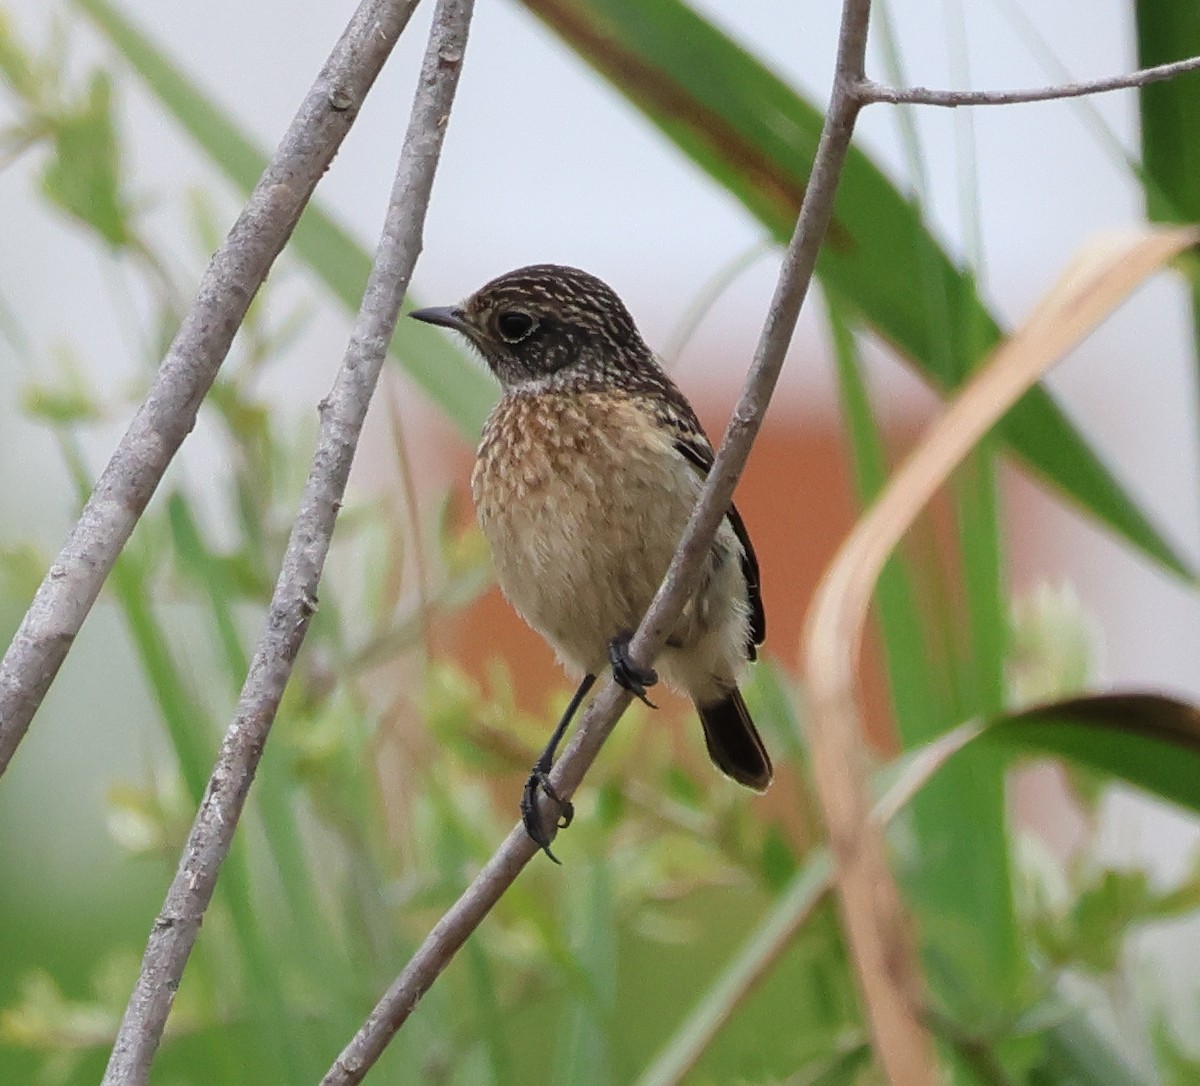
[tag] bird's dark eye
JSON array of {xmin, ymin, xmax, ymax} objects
[{"xmin": 496, "ymin": 310, "xmax": 536, "ymax": 343}]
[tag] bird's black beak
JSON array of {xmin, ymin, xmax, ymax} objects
[{"xmin": 409, "ymin": 305, "xmax": 470, "ymax": 334}]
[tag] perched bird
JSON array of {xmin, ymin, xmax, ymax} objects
[{"xmin": 411, "ymin": 264, "xmax": 771, "ymax": 859}]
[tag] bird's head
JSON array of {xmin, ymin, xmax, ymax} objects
[{"xmin": 410, "ymin": 264, "xmax": 652, "ymax": 390}]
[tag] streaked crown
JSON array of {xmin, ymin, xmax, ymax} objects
[{"xmin": 410, "ymin": 264, "xmax": 654, "ymax": 389}]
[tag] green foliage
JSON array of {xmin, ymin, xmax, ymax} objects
[
  {"xmin": 1, "ymin": 2, "xmax": 1199, "ymax": 1085},
  {"xmin": 0, "ymin": 15, "xmax": 129, "ymax": 245},
  {"xmin": 1136, "ymin": 0, "xmax": 1200, "ymax": 422},
  {"xmin": 38, "ymin": 70, "xmax": 128, "ymax": 245},
  {"xmin": 992, "ymin": 695, "xmax": 1200, "ymax": 816},
  {"xmin": 1155, "ymin": 1019, "xmax": 1200, "ymax": 1086},
  {"xmin": 20, "ymin": 349, "xmax": 104, "ymax": 425},
  {"xmin": 1136, "ymin": 0, "xmax": 1200, "ymax": 227},
  {"xmin": 1030, "ymin": 860, "xmax": 1200, "ymax": 974}
]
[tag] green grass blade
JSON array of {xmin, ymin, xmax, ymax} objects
[
  {"xmin": 825, "ymin": 291, "xmax": 937, "ymax": 731},
  {"xmin": 520, "ymin": 0, "xmax": 1190, "ymax": 578},
  {"xmin": 878, "ymin": 692, "xmax": 1200, "ymax": 841},
  {"xmin": 826, "ymin": 293, "xmax": 1022, "ymax": 1003},
  {"xmin": 74, "ymin": 0, "xmax": 495, "ymax": 439},
  {"xmin": 1135, "ymin": 0, "xmax": 1200, "ymax": 439},
  {"xmin": 878, "ymin": 3, "xmax": 1022, "ymax": 998},
  {"xmin": 166, "ymin": 491, "xmax": 248, "ymax": 689},
  {"xmin": 947, "ymin": 449, "xmax": 1022, "ymax": 993},
  {"xmin": 553, "ymin": 861, "xmax": 618, "ymax": 1086},
  {"xmin": 464, "ymin": 937, "xmax": 516, "ymax": 1086},
  {"xmin": 1135, "ymin": 1, "xmax": 1200, "ymax": 227},
  {"xmin": 634, "ymin": 851, "xmax": 834, "ymax": 1086}
]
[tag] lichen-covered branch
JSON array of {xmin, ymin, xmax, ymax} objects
[
  {"xmin": 0, "ymin": 0, "xmax": 423, "ymax": 774},
  {"xmin": 317, "ymin": 1, "xmax": 886, "ymax": 1081},
  {"xmin": 99, "ymin": 1, "xmax": 475, "ymax": 1082}
]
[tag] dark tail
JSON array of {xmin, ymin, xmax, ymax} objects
[{"xmin": 696, "ymin": 688, "xmax": 773, "ymax": 792}]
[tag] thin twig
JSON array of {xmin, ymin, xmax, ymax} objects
[
  {"xmin": 858, "ymin": 53, "xmax": 1200, "ymax": 107},
  {"xmin": 0, "ymin": 0, "xmax": 423, "ymax": 775},
  {"xmin": 319, "ymin": 1, "xmax": 880, "ymax": 1082},
  {"xmin": 98, "ymin": 3, "xmax": 475, "ymax": 1083}
]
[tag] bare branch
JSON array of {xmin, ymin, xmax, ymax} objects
[
  {"xmin": 98, "ymin": 3, "xmax": 475, "ymax": 1083},
  {"xmin": 319, "ymin": 1, "xmax": 907, "ymax": 1082},
  {"xmin": 859, "ymin": 53, "xmax": 1200, "ymax": 107},
  {"xmin": 0, "ymin": 0, "xmax": 423, "ymax": 775}
]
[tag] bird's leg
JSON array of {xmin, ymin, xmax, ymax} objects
[
  {"xmin": 608, "ymin": 631, "xmax": 658, "ymax": 708},
  {"xmin": 522, "ymin": 672, "xmax": 596, "ymax": 863}
]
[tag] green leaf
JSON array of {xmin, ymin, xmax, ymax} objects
[
  {"xmin": 0, "ymin": 544, "xmax": 48, "ymax": 605},
  {"xmin": 1135, "ymin": 1, "xmax": 1200, "ymax": 226},
  {"xmin": 1135, "ymin": 0, "xmax": 1200, "ymax": 442},
  {"xmin": 759, "ymin": 823, "xmax": 797, "ymax": 892},
  {"xmin": 1154, "ymin": 1017, "xmax": 1200, "ymax": 1086},
  {"xmin": 20, "ymin": 370, "xmax": 102, "ymax": 425},
  {"xmin": 554, "ymin": 862, "xmax": 618, "ymax": 1086},
  {"xmin": 1035, "ymin": 866, "xmax": 1174, "ymax": 974},
  {"xmin": 521, "ymin": 0, "xmax": 1190, "ymax": 578},
  {"xmin": 40, "ymin": 70, "xmax": 131, "ymax": 246},
  {"xmin": 1036, "ymin": 1017, "xmax": 1149, "ymax": 1086},
  {"xmin": 827, "ymin": 294, "xmax": 1023, "ymax": 1001},
  {"xmin": 165, "ymin": 491, "xmax": 250, "ymax": 693},
  {"xmin": 75, "ymin": 0, "xmax": 496, "ymax": 439},
  {"xmin": 0, "ymin": 11, "xmax": 39, "ymax": 100},
  {"xmin": 989, "ymin": 693, "xmax": 1200, "ymax": 815}
]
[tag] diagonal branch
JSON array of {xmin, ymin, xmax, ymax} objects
[
  {"xmin": 859, "ymin": 53, "xmax": 1200, "ymax": 107},
  {"xmin": 0, "ymin": 0, "xmax": 423, "ymax": 775},
  {"xmin": 98, "ymin": 1, "xmax": 476, "ymax": 1082},
  {"xmin": 318, "ymin": 2, "xmax": 892, "ymax": 1083}
]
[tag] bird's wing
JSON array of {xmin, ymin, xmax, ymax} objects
[{"xmin": 670, "ymin": 433, "xmax": 766, "ymax": 658}]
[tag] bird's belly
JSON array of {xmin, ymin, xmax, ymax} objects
[{"xmin": 472, "ymin": 393, "xmax": 696, "ymax": 674}]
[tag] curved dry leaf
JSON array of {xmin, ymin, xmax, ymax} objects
[
  {"xmin": 799, "ymin": 224, "xmax": 1199, "ymax": 1086},
  {"xmin": 809, "ymin": 225, "xmax": 1200, "ymax": 675}
]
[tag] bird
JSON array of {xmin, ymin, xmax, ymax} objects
[{"xmin": 411, "ymin": 264, "xmax": 771, "ymax": 860}]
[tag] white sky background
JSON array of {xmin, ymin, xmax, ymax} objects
[{"xmin": 2, "ymin": 0, "xmax": 1200, "ymax": 1027}]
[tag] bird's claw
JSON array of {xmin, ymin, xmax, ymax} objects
[
  {"xmin": 521, "ymin": 765, "xmax": 574, "ymax": 864},
  {"xmin": 608, "ymin": 633, "xmax": 658, "ymax": 708}
]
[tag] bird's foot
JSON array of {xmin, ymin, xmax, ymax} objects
[
  {"xmin": 520, "ymin": 763, "xmax": 574, "ymax": 864},
  {"xmin": 608, "ymin": 632, "xmax": 658, "ymax": 708}
]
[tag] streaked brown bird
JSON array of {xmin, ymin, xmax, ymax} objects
[{"xmin": 412, "ymin": 264, "xmax": 771, "ymax": 859}]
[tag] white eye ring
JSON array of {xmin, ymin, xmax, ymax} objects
[{"xmin": 496, "ymin": 310, "xmax": 536, "ymax": 343}]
